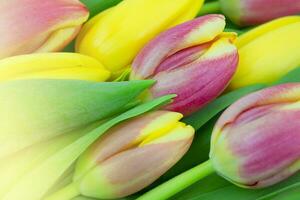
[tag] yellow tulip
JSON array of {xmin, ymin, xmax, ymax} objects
[
  {"xmin": 229, "ymin": 16, "xmax": 300, "ymax": 90},
  {"xmin": 76, "ymin": 0, "xmax": 204, "ymax": 76},
  {"xmin": 0, "ymin": 53, "xmax": 110, "ymax": 82}
]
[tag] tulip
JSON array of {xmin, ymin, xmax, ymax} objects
[
  {"xmin": 0, "ymin": 53, "xmax": 110, "ymax": 82},
  {"xmin": 219, "ymin": 0, "xmax": 300, "ymax": 26},
  {"xmin": 229, "ymin": 16, "xmax": 300, "ymax": 90},
  {"xmin": 0, "ymin": 0, "xmax": 89, "ymax": 59},
  {"xmin": 46, "ymin": 111, "xmax": 194, "ymax": 199},
  {"xmin": 75, "ymin": 0, "xmax": 204, "ymax": 75},
  {"xmin": 131, "ymin": 15, "xmax": 239, "ymax": 116},
  {"xmin": 210, "ymin": 83, "xmax": 300, "ymax": 188},
  {"xmin": 137, "ymin": 84, "xmax": 300, "ymax": 200}
]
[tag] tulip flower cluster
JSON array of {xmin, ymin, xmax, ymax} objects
[
  {"xmin": 1, "ymin": 0, "xmax": 300, "ymax": 199},
  {"xmin": 137, "ymin": 84, "xmax": 300, "ymax": 200},
  {"xmin": 76, "ymin": 0, "xmax": 204, "ymax": 75}
]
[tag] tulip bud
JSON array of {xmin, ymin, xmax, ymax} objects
[
  {"xmin": 210, "ymin": 83, "xmax": 300, "ymax": 188},
  {"xmin": 220, "ymin": 0, "xmax": 300, "ymax": 26},
  {"xmin": 229, "ymin": 16, "xmax": 300, "ymax": 90},
  {"xmin": 131, "ymin": 15, "xmax": 239, "ymax": 116},
  {"xmin": 0, "ymin": 53, "xmax": 110, "ymax": 82},
  {"xmin": 46, "ymin": 111, "xmax": 194, "ymax": 200},
  {"xmin": 75, "ymin": 0, "xmax": 204, "ymax": 75},
  {"xmin": 0, "ymin": 0, "xmax": 89, "ymax": 59}
]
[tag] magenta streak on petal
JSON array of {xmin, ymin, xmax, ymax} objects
[
  {"xmin": 241, "ymin": 0, "xmax": 300, "ymax": 25},
  {"xmin": 226, "ymin": 106, "xmax": 300, "ymax": 183},
  {"xmin": 132, "ymin": 14, "xmax": 225, "ymax": 78},
  {"xmin": 215, "ymin": 83, "xmax": 300, "ymax": 131},
  {"xmin": 151, "ymin": 50, "xmax": 238, "ymax": 115},
  {"xmin": 230, "ymin": 103, "xmax": 285, "ymax": 126},
  {"xmin": 154, "ymin": 43, "xmax": 211, "ymax": 74}
]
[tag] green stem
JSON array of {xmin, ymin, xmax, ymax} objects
[
  {"xmin": 137, "ymin": 160, "xmax": 214, "ymax": 200},
  {"xmin": 45, "ymin": 182, "xmax": 80, "ymax": 200},
  {"xmin": 198, "ymin": 1, "xmax": 221, "ymax": 16}
]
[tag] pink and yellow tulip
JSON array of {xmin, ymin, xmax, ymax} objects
[
  {"xmin": 47, "ymin": 111, "xmax": 194, "ymax": 199},
  {"xmin": 131, "ymin": 15, "xmax": 239, "ymax": 116},
  {"xmin": 220, "ymin": 0, "xmax": 300, "ymax": 26},
  {"xmin": 210, "ymin": 83, "xmax": 300, "ymax": 188},
  {"xmin": 0, "ymin": 0, "xmax": 89, "ymax": 59}
]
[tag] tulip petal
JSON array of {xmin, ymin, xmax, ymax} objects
[
  {"xmin": 0, "ymin": 53, "xmax": 110, "ymax": 82},
  {"xmin": 240, "ymin": 0, "xmax": 300, "ymax": 25},
  {"xmin": 76, "ymin": 0, "xmax": 203, "ymax": 74},
  {"xmin": 154, "ymin": 43, "xmax": 211, "ymax": 74},
  {"xmin": 230, "ymin": 17, "xmax": 300, "ymax": 89},
  {"xmin": 132, "ymin": 15, "xmax": 226, "ymax": 78},
  {"xmin": 151, "ymin": 37, "xmax": 238, "ymax": 115},
  {"xmin": 236, "ymin": 16, "xmax": 300, "ymax": 48},
  {"xmin": 78, "ymin": 127, "xmax": 193, "ymax": 198},
  {"xmin": 74, "ymin": 111, "xmax": 183, "ymax": 180},
  {"xmin": 0, "ymin": 0, "xmax": 88, "ymax": 58},
  {"xmin": 214, "ymin": 83, "xmax": 300, "ymax": 135},
  {"xmin": 72, "ymin": 110, "xmax": 194, "ymax": 199}
]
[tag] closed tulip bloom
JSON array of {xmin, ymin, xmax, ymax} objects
[
  {"xmin": 0, "ymin": 0, "xmax": 89, "ymax": 59},
  {"xmin": 220, "ymin": 0, "xmax": 300, "ymax": 26},
  {"xmin": 0, "ymin": 53, "xmax": 110, "ymax": 82},
  {"xmin": 131, "ymin": 15, "xmax": 239, "ymax": 116},
  {"xmin": 210, "ymin": 83, "xmax": 300, "ymax": 188},
  {"xmin": 47, "ymin": 111, "xmax": 194, "ymax": 199},
  {"xmin": 76, "ymin": 0, "xmax": 204, "ymax": 75},
  {"xmin": 229, "ymin": 16, "xmax": 300, "ymax": 90}
]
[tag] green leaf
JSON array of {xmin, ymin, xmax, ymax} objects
[
  {"xmin": 63, "ymin": 41, "xmax": 75, "ymax": 52},
  {"xmin": 113, "ymin": 68, "xmax": 132, "ymax": 82},
  {"xmin": 171, "ymin": 173, "xmax": 300, "ymax": 200},
  {"xmin": 183, "ymin": 66, "xmax": 300, "ymax": 132},
  {"xmin": 183, "ymin": 84, "xmax": 265, "ymax": 130},
  {"xmin": 272, "ymin": 67, "xmax": 300, "ymax": 85},
  {"xmin": 160, "ymin": 118, "xmax": 217, "ymax": 182},
  {"xmin": 257, "ymin": 181, "xmax": 300, "ymax": 200},
  {"xmin": 263, "ymin": 184, "xmax": 300, "ymax": 200},
  {"xmin": 3, "ymin": 95, "xmax": 174, "ymax": 200},
  {"xmin": 80, "ymin": 0, "xmax": 122, "ymax": 18},
  {"xmin": 0, "ymin": 80, "xmax": 154, "ymax": 159},
  {"xmin": 0, "ymin": 123, "xmax": 99, "ymax": 198}
]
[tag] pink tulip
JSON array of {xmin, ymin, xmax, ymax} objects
[
  {"xmin": 220, "ymin": 0, "xmax": 300, "ymax": 26},
  {"xmin": 0, "ymin": 0, "xmax": 89, "ymax": 59},
  {"xmin": 131, "ymin": 15, "xmax": 239, "ymax": 116},
  {"xmin": 46, "ymin": 111, "xmax": 194, "ymax": 199},
  {"xmin": 210, "ymin": 83, "xmax": 300, "ymax": 188}
]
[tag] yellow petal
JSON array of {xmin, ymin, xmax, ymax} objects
[
  {"xmin": 230, "ymin": 18, "xmax": 300, "ymax": 90},
  {"xmin": 76, "ymin": 0, "xmax": 202, "ymax": 74},
  {"xmin": 236, "ymin": 16, "xmax": 300, "ymax": 48},
  {"xmin": 0, "ymin": 53, "xmax": 110, "ymax": 82}
]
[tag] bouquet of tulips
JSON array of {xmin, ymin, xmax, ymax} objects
[{"xmin": 0, "ymin": 0, "xmax": 300, "ymax": 200}]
